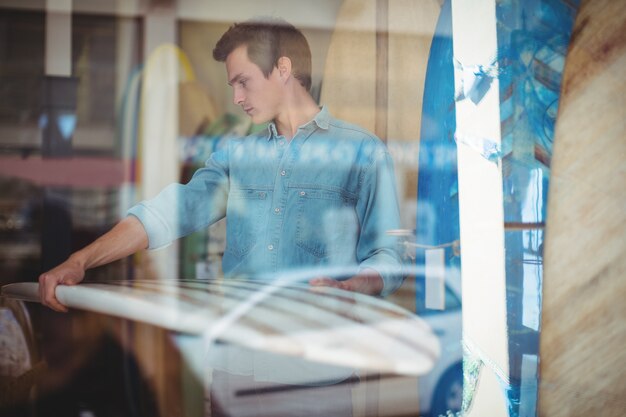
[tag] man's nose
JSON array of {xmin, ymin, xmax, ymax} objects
[{"xmin": 233, "ymin": 88, "xmax": 244, "ymax": 106}]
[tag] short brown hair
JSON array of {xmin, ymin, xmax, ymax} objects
[{"xmin": 213, "ymin": 17, "xmax": 312, "ymax": 91}]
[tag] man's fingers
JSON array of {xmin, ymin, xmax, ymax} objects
[
  {"xmin": 308, "ymin": 277, "xmax": 354, "ymax": 294},
  {"xmin": 39, "ymin": 273, "xmax": 68, "ymax": 313},
  {"xmin": 309, "ymin": 277, "xmax": 340, "ymax": 287},
  {"xmin": 38, "ymin": 273, "xmax": 51, "ymax": 306}
]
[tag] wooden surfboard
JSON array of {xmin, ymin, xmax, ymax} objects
[
  {"xmin": 539, "ymin": 0, "xmax": 626, "ymax": 415},
  {"xmin": 319, "ymin": 4, "xmax": 442, "ymax": 414},
  {"xmin": 320, "ymin": 0, "xmax": 440, "ymax": 142},
  {"xmin": 2, "ymin": 275, "xmax": 440, "ymax": 377},
  {"xmin": 319, "ymin": 0, "xmax": 442, "ymax": 316}
]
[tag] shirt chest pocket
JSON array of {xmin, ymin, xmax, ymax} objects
[
  {"xmin": 226, "ymin": 188, "xmax": 271, "ymax": 259},
  {"xmin": 293, "ymin": 186, "xmax": 359, "ymax": 259}
]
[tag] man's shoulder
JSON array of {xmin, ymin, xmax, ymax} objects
[
  {"xmin": 323, "ymin": 115, "xmax": 387, "ymax": 157},
  {"xmin": 326, "ymin": 116, "xmax": 378, "ymax": 141}
]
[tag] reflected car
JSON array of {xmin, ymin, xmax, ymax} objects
[{"xmin": 414, "ymin": 269, "xmax": 463, "ymax": 417}]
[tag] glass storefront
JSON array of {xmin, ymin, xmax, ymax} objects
[{"xmin": 0, "ymin": 1, "xmax": 624, "ymax": 416}]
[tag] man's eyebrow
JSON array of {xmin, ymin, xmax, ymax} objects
[{"xmin": 228, "ymin": 73, "xmax": 243, "ymax": 86}]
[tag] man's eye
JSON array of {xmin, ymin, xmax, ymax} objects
[{"xmin": 240, "ymin": 80, "xmax": 247, "ymax": 87}]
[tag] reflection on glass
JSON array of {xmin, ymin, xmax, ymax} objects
[
  {"xmin": 454, "ymin": 0, "xmax": 580, "ymax": 416},
  {"xmin": 0, "ymin": 0, "xmax": 604, "ymax": 416}
]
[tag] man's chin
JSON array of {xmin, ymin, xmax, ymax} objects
[{"xmin": 250, "ymin": 114, "xmax": 270, "ymax": 125}]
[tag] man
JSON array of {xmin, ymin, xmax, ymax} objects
[{"xmin": 39, "ymin": 17, "xmax": 402, "ymax": 416}]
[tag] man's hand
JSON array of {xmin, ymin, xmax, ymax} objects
[
  {"xmin": 309, "ymin": 268, "xmax": 384, "ymax": 295},
  {"xmin": 38, "ymin": 256, "xmax": 86, "ymax": 313},
  {"xmin": 37, "ymin": 216, "xmax": 148, "ymax": 313}
]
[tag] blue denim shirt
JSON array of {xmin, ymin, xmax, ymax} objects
[{"xmin": 128, "ymin": 107, "xmax": 402, "ymax": 295}]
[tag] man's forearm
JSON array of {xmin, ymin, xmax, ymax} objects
[
  {"xmin": 39, "ymin": 215, "xmax": 148, "ymax": 312},
  {"xmin": 72, "ymin": 215, "xmax": 149, "ymax": 271}
]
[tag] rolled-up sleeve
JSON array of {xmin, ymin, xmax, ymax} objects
[{"xmin": 127, "ymin": 149, "xmax": 230, "ymax": 250}]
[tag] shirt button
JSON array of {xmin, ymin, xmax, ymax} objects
[
  {"xmin": 280, "ymin": 170, "xmax": 286, "ymax": 176},
  {"xmin": 299, "ymin": 191, "xmax": 306, "ymax": 196},
  {"xmin": 267, "ymin": 244, "xmax": 274, "ymax": 251},
  {"xmin": 274, "ymin": 207, "xmax": 281, "ymax": 214},
  {"xmin": 279, "ymin": 140, "xmax": 285, "ymax": 146}
]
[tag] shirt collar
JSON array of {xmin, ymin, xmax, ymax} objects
[{"xmin": 266, "ymin": 106, "xmax": 330, "ymax": 141}]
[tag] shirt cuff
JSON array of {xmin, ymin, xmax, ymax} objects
[
  {"xmin": 127, "ymin": 203, "xmax": 173, "ymax": 250},
  {"xmin": 359, "ymin": 253, "xmax": 404, "ymax": 297}
]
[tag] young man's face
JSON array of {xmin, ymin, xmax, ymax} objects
[{"xmin": 225, "ymin": 44, "xmax": 284, "ymax": 125}]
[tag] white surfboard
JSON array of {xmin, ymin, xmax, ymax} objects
[{"xmin": 2, "ymin": 276, "xmax": 440, "ymax": 377}]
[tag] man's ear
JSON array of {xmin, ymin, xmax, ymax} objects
[{"xmin": 276, "ymin": 56, "xmax": 292, "ymax": 81}]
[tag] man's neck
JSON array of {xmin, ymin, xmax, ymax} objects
[{"xmin": 274, "ymin": 91, "xmax": 320, "ymax": 140}]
